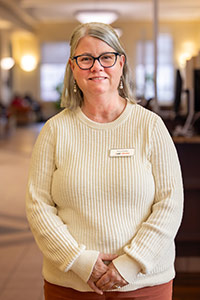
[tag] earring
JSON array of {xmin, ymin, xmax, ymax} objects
[
  {"xmin": 73, "ymin": 80, "xmax": 77, "ymax": 93},
  {"xmin": 119, "ymin": 77, "xmax": 123, "ymax": 90}
]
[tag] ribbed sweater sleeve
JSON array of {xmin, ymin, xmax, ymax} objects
[
  {"xmin": 113, "ymin": 116, "xmax": 183, "ymax": 283},
  {"xmin": 26, "ymin": 120, "xmax": 99, "ymax": 283}
]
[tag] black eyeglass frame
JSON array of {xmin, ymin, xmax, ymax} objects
[{"xmin": 72, "ymin": 52, "xmax": 121, "ymax": 70}]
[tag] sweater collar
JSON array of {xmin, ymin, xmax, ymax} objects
[{"xmin": 75, "ymin": 100, "xmax": 135, "ymax": 130}]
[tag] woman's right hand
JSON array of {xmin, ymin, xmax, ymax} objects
[{"xmin": 87, "ymin": 253, "xmax": 118, "ymax": 295}]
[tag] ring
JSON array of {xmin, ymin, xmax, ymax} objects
[{"xmin": 113, "ymin": 284, "xmax": 120, "ymax": 289}]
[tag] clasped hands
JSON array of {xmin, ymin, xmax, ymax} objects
[{"xmin": 87, "ymin": 253, "xmax": 128, "ymax": 295}]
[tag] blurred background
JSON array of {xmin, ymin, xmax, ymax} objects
[{"xmin": 0, "ymin": 1, "xmax": 200, "ymax": 299}]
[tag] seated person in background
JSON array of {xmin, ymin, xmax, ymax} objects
[{"xmin": 24, "ymin": 93, "xmax": 43, "ymax": 122}]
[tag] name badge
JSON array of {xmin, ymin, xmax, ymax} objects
[{"xmin": 109, "ymin": 148, "xmax": 135, "ymax": 157}]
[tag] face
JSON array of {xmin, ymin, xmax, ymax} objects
[{"xmin": 69, "ymin": 36, "xmax": 125, "ymax": 99}]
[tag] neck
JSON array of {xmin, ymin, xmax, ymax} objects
[{"xmin": 81, "ymin": 95, "xmax": 127, "ymax": 123}]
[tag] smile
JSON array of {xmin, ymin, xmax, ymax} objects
[{"xmin": 89, "ymin": 77, "xmax": 107, "ymax": 80}]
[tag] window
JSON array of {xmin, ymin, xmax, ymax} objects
[
  {"xmin": 135, "ymin": 34, "xmax": 174, "ymax": 105},
  {"xmin": 40, "ymin": 42, "xmax": 70, "ymax": 101}
]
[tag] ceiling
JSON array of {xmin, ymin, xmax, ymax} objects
[{"xmin": 0, "ymin": 0, "xmax": 200, "ymax": 31}]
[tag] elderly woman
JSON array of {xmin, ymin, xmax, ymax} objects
[{"xmin": 26, "ymin": 22, "xmax": 183, "ymax": 300}]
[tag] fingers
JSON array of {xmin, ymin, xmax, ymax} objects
[
  {"xmin": 87, "ymin": 253, "xmax": 112, "ymax": 294},
  {"xmin": 87, "ymin": 279, "xmax": 103, "ymax": 295},
  {"xmin": 95, "ymin": 270, "xmax": 119, "ymax": 290},
  {"xmin": 89, "ymin": 253, "xmax": 118, "ymax": 282},
  {"xmin": 89, "ymin": 256, "xmax": 108, "ymax": 282},
  {"xmin": 97, "ymin": 275, "xmax": 127, "ymax": 291},
  {"xmin": 87, "ymin": 253, "xmax": 122, "ymax": 294},
  {"xmin": 95, "ymin": 262, "xmax": 128, "ymax": 291}
]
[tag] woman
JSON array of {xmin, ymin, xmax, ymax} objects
[{"xmin": 26, "ymin": 22, "xmax": 183, "ymax": 300}]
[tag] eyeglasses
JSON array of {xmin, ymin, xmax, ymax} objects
[{"xmin": 72, "ymin": 52, "xmax": 121, "ymax": 70}]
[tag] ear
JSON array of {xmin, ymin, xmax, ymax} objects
[
  {"xmin": 119, "ymin": 55, "xmax": 125, "ymax": 77},
  {"xmin": 69, "ymin": 58, "xmax": 75, "ymax": 72},
  {"xmin": 119, "ymin": 54, "xmax": 125, "ymax": 68}
]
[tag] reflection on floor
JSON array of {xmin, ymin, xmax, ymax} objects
[{"xmin": 0, "ymin": 123, "xmax": 200, "ymax": 300}]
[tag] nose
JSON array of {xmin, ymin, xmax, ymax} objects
[{"xmin": 90, "ymin": 58, "xmax": 103, "ymax": 71}]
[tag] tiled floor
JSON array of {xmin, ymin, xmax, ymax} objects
[{"xmin": 0, "ymin": 124, "xmax": 44, "ymax": 300}]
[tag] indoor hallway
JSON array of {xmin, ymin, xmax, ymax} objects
[{"xmin": 0, "ymin": 124, "xmax": 44, "ymax": 300}]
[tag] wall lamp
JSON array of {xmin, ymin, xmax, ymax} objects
[
  {"xmin": 20, "ymin": 54, "xmax": 37, "ymax": 72},
  {"xmin": 0, "ymin": 57, "xmax": 15, "ymax": 70}
]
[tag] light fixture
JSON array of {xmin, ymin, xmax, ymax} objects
[
  {"xmin": 75, "ymin": 10, "xmax": 119, "ymax": 24},
  {"xmin": 178, "ymin": 41, "xmax": 196, "ymax": 68},
  {"xmin": 114, "ymin": 28, "xmax": 123, "ymax": 37},
  {"xmin": 20, "ymin": 54, "xmax": 37, "ymax": 72},
  {"xmin": 178, "ymin": 53, "xmax": 192, "ymax": 68},
  {"xmin": 0, "ymin": 57, "xmax": 15, "ymax": 70}
]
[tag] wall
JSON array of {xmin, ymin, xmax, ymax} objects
[
  {"xmin": 160, "ymin": 20, "xmax": 200, "ymax": 68},
  {"xmin": 36, "ymin": 19, "xmax": 200, "ymax": 68},
  {"xmin": 11, "ymin": 31, "xmax": 40, "ymax": 101},
  {"xmin": 10, "ymin": 19, "xmax": 200, "ymax": 104}
]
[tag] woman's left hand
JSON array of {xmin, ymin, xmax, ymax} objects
[{"xmin": 95, "ymin": 262, "xmax": 128, "ymax": 291}]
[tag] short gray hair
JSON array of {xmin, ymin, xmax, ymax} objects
[{"xmin": 61, "ymin": 22, "xmax": 136, "ymax": 109}]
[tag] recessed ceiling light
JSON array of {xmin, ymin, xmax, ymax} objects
[{"xmin": 75, "ymin": 10, "xmax": 119, "ymax": 24}]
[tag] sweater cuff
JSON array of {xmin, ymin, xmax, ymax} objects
[
  {"xmin": 112, "ymin": 254, "xmax": 141, "ymax": 284},
  {"xmin": 70, "ymin": 250, "xmax": 100, "ymax": 283}
]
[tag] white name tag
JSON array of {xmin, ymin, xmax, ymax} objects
[{"xmin": 109, "ymin": 148, "xmax": 135, "ymax": 157}]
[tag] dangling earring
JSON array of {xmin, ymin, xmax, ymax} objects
[
  {"xmin": 73, "ymin": 80, "xmax": 77, "ymax": 93},
  {"xmin": 119, "ymin": 77, "xmax": 123, "ymax": 89}
]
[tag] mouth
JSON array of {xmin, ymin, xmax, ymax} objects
[{"xmin": 88, "ymin": 76, "xmax": 107, "ymax": 81}]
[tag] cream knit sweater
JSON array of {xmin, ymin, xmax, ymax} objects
[{"xmin": 26, "ymin": 102, "xmax": 183, "ymax": 292}]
